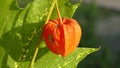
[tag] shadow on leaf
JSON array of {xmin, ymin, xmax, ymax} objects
[{"xmin": 0, "ymin": 23, "xmax": 49, "ymax": 66}]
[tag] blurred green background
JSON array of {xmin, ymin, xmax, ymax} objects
[{"xmin": 71, "ymin": 0, "xmax": 120, "ymax": 68}]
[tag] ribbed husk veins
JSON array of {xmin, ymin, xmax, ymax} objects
[{"xmin": 43, "ymin": 18, "xmax": 82, "ymax": 57}]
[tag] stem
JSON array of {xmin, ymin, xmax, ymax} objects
[
  {"xmin": 28, "ymin": 0, "xmax": 57, "ymax": 68},
  {"xmin": 55, "ymin": 0, "xmax": 62, "ymax": 24},
  {"xmin": 28, "ymin": 36, "xmax": 42, "ymax": 68},
  {"xmin": 45, "ymin": 0, "xmax": 57, "ymax": 24}
]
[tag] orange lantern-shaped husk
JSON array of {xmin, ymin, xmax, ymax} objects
[{"xmin": 43, "ymin": 18, "xmax": 82, "ymax": 57}]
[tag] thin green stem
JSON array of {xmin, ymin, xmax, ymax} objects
[
  {"xmin": 45, "ymin": 0, "xmax": 57, "ymax": 24},
  {"xmin": 28, "ymin": 0, "xmax": 57, "ymax": 68},
  {"xmin": 28, "ymin": 36, "xmax": 42, "ymax": 68}
]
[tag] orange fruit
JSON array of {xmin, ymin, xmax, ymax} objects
[{"xmin": 43, "ymin": 18, "xmax": 82, "ymax": 57}]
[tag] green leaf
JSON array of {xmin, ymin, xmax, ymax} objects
[
  {"xmin": 34, "ymin": 47, "xmax": 99, "ymax": 68},
  {"xmin": 0, "ymin": 0, "xmax": 99, "ymax": 68}
]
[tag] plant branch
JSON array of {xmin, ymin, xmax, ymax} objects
[
  {"xmin": 28, "ymin": 0, "xmax": 57, "ymax": 68},
  {"xmin": 45, "ymin": 0, "xmax": 57, "ymax": 24}
]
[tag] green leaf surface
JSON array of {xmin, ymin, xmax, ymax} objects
[
  {"xmin": 0, "ymin": 0, "xmax": 99, "ymax": 68},
  {"xmin": 33, "ymin": 47, "xmax": 99, "ymax": 68}
]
